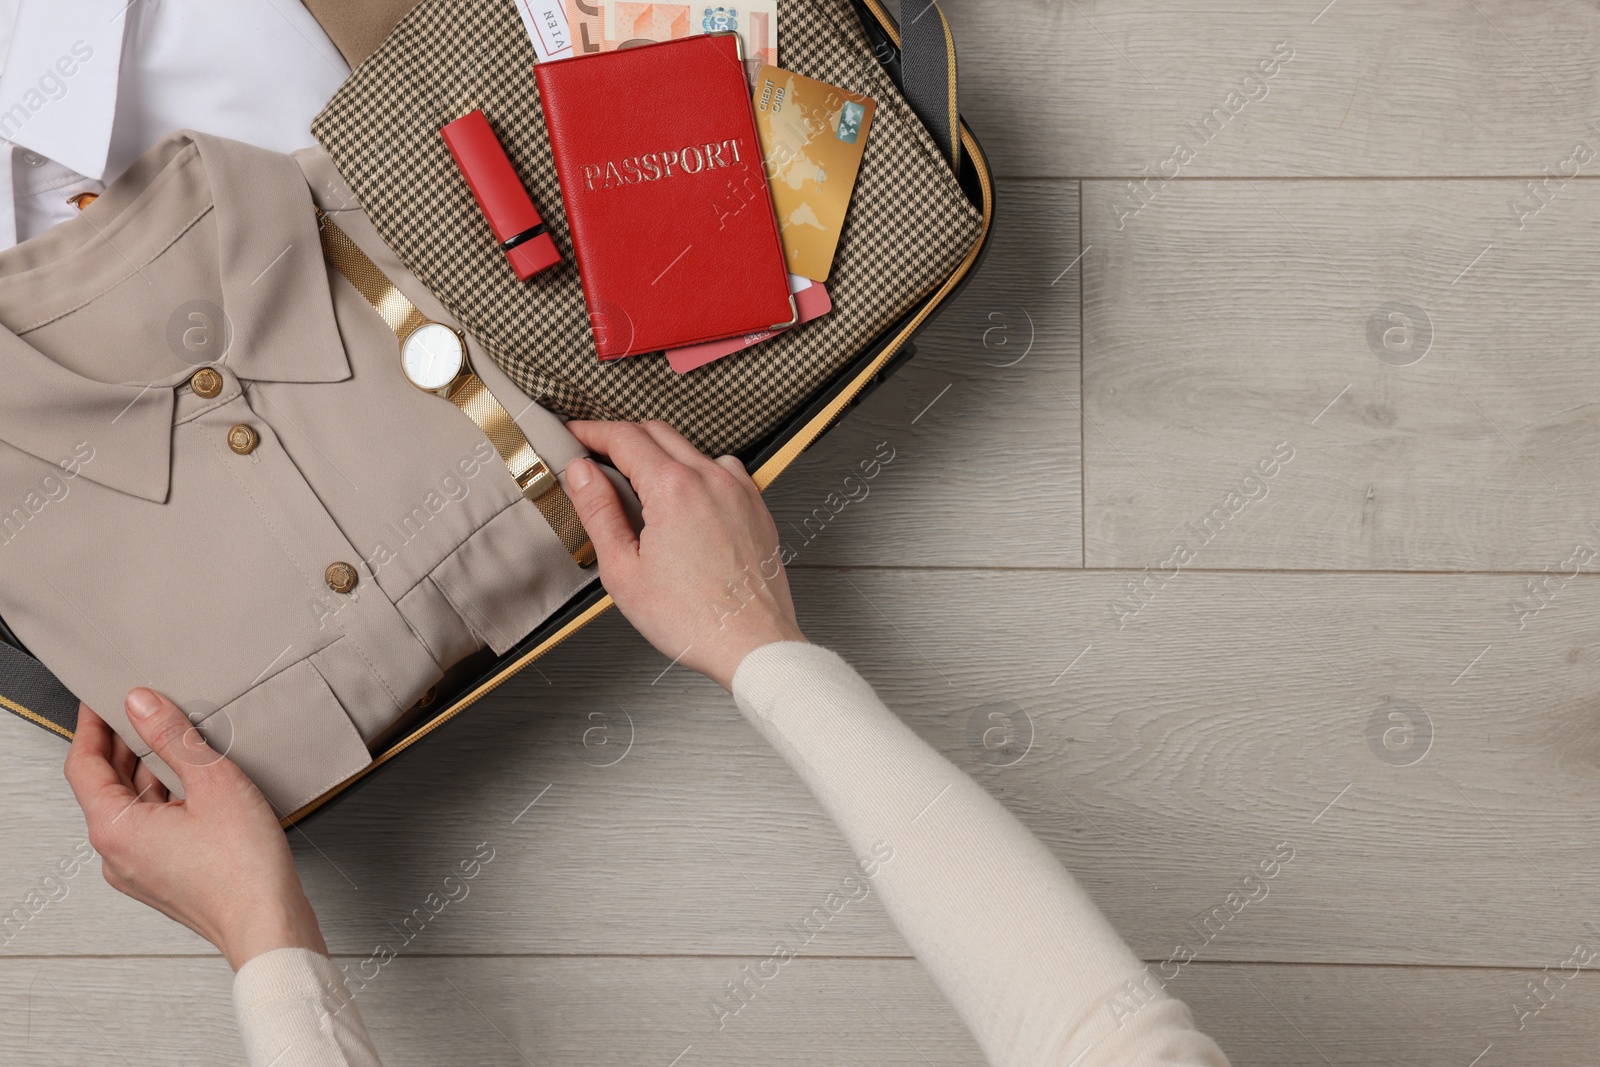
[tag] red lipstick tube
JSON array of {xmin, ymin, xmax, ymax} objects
[{"xmin": 441, "ymin": 110, "xmax": 562, "ymax": 280}]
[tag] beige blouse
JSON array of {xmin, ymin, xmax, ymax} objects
[{"xmin": 0, "ymin": 131, "xmax": 632, "ymax": 814}]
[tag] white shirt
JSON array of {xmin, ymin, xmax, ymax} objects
[{"xmin": 0, "ymin": 0, "xmax": 349, "ymax": 247}]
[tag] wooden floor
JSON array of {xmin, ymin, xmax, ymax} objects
[{"xmin": 8, "ymin": 0, "xmax": 1600, "ymax": 1063}]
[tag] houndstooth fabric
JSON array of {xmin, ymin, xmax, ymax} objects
[{"xmin": 311, "ymin": 0, "xmax": 982, "ymax": 455}]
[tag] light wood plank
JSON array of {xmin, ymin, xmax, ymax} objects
[
  {"xmin": 9, "ymin": 569, "xmax": 1600, "ymax": 970},
  {"xmin": 284, "ymin": 567, "xmax": 1600, "ymax": 968},
  {"xmin": 1082, "ymin": 177, "xmax": 1600, "ymax": 570},
  {"xmin": 1179, "ymin": 962, "xmax": 1599, "ymax": 1067},
  {"xmin": 763, "ymin": 179, "xmax": 1082, "ymax": 569},
  {"xmin": 11, "ymin": 955, "xmax": 1600, "ymax": 1067},
  {"xmin": 0, "ymin": 956, "xmax": 980, "ymax": 1067},
  {"xmin": 943, "ymin": 0, "xmax": 1600, "ymax": 178}
]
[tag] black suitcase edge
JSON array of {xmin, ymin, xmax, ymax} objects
[{"xmin": 0, "ymin": 0, "xmax": 1000, "ymax": 829}]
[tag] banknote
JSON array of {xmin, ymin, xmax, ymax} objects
[{"xmin": 561, "ymin": 1, "xmax": 777, "ymax": 77}]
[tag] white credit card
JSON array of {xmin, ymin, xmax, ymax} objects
[{"xmin": 514, "ymin": 0, "xmax": 574, "ymax": 62}]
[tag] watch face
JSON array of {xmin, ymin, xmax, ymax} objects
[{"xmin": 401, "ymin": 322, "xmax": 466, "ymax": 391}]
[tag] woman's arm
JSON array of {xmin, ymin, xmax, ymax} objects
[
  {"xmin": 64, "ymin": 692, "xmax": 382, "ymax": 1066},
  {"xmin": 728, "ymin": 641, "xmax": 1229, "ymax": 1067},
  {"xmin": 565, "ymin": 420, "xmax": 1230, "ymax": 1067},
  {"xmin": 233, "ymin": 947, "xmax": 382, "ymax": 1067},
  {"xmin": 59, "ymin": 414, "xmax": 1230, "ymax": 1067}
]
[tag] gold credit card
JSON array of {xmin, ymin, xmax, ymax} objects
[{"xmin": 752, "ymin": 65, "xmax": 875, "ymax": 283}]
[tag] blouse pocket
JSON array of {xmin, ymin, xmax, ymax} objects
[{"xmin": 192, "ymin": 658, "xmax": 372, "ymax": 816}]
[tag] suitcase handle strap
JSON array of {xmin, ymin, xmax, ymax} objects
[
  {"xmin": 0, "ymin": 638, "xmax": 78, "ymax": 740},
  {"xmin": 870, "ymin": 0, "xmax": 961, "ymax": 170}
]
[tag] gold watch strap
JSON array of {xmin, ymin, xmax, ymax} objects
[
  {"xmin": 316, "ymin": 210, "xmax": 431, "ymax": 341},
  {"xmin": 315, "ymin": 209, "xmax": 595, "ymax": 567},
  {"xmin": 447, "ymin": 375, "xmax": 595, "ymax": 565}
]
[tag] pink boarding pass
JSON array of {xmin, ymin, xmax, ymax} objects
[{"xmin": 666, "ymin": 275, "xmax": 832, "ymax": 373}]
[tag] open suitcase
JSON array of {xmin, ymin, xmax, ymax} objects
[{"xmin": 0, "ymin": 0, "xmax": 995, "ymax": 825}]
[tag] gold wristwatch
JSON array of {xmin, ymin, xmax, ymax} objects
[{"xmin": 315, "ymin": 209, "xmax": 595, "ymax": 567}]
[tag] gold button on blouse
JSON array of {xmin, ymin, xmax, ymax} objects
[
  {"xmin": 227, "ymin": 424, "xmax": 259, "ymax": 455},
  {"xmin": 190, "ymin": 368, "xmax": 223, "ymax": 398},
  {"xmin": 325, "ymin": 562, "xmax": 359, "ymax": 594}
]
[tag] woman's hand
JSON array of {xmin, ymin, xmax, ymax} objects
[
  {"xmin": 564, "ymin": 419, "xmax": 806, "ymax": 690},
  {"xmin": 63, "ymin": 690, "xmax": 327, "ymax": 971}
]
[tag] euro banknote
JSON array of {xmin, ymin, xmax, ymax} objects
[{"xmin": 559, "ymin": 1, "xmax": 777, "ymax": 77}]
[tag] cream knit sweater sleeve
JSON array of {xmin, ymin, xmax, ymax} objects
[
  {"xmin": 234, "ymin": 947, "xmax": 382, "ymax": 1066},
  {"xmin": 729, "ymin": 642, "xmax": 1231, "ymax": 1067},
  {"xmin": 232, "ymin": 641, "xmax": 1230, "ymax": 1067}
]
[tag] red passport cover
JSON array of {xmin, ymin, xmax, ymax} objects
[{"xmin": 535, "ymin": 34, "xmax": 796, "ymax": 359}]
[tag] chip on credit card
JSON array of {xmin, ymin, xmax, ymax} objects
[{"xmin": 752, "ymin": 65, "xmax": 874, "ymax": 283}]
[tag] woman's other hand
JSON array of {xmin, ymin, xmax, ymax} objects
[
  {"xmin": 63, "ymin": 690, "xmax": 327, "ymax": 971},
  {"xmin": 564, "ymin": 419, "xmax": 806, "ymax": 690}
]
